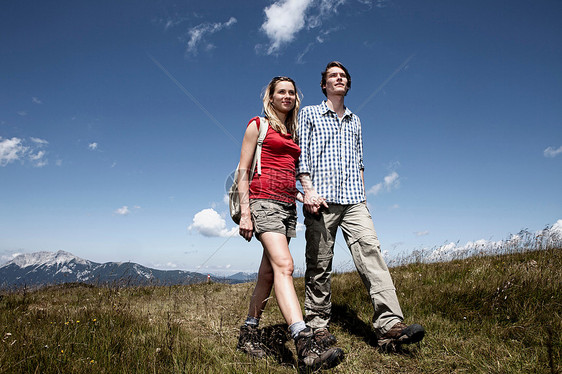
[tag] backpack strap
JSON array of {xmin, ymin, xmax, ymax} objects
[{"xmin": 250, "ymin": 117, "xmax": 268, "ymax": 177}]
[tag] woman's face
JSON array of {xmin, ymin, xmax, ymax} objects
[{"xmin": 270, "ymin": 81, "xmax": 296, "ymax": 115}]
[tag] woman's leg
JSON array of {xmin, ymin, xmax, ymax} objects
[
  {"xmin": 246, "ymin": 251, "xmax": 274, "ymax": 318},
  {"xmin": 259, "ymin": 232, "xmax": 303, "ymax": 326},
  {"xmin": 238, "ymin": 252, "xmax": 273, "ymax": 358}
]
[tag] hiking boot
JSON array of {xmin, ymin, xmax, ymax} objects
[
  {"xmin": 313, "ymin": 327, "xmax": 337, "ymax": 348},
  {"xmin": 378, "ymin": 322, "xmax": 425, "ymax": 349},
  {"xmin": 295, "ymin": 327, "xmax": 344, "ymax": 373},
  {"xmin": 237, "ymin": 324, "xmax": 266, "ymax": 358}
]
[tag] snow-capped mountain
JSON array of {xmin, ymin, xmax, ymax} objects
[
  {"xmin": 9, "ymin": 250, "xmax": 91, "ymax": 268},
  {"xmin": 0, "ymin": 250, "xmax": 255, "ymax": 288}
]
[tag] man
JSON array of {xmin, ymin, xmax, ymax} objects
[{"xmin": 297, "ymin": 61, "xmax": 425, "ymax": 350}]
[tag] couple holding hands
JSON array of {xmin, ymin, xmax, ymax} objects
[{"xmin": 236, "ymin": 61, "xmax": 425, "ymax": 372}]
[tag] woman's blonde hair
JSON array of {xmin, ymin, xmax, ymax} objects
[{"xmin": 262, "ymin": 76, "xmax": 301, "ymax": 142}]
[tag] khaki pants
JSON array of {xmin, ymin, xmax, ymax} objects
[{"xmin": 303, "ymin": 202, "xmax": 403, "ymax": 337}]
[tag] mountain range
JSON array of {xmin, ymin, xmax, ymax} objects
[{"xmin": 0, "ymin": 250, "xmax": 256, "ymax": 289}]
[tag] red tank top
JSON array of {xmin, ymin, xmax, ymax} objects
[{"xmin": 248, "ymin": 117, "xmax": 301, "ymax": 204}]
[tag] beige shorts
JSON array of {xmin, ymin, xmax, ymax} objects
[{"xmin": 250, "ymin": 199, "xmax": 297, "ymax": 238}]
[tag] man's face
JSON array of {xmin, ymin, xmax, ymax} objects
[{"xmin": 323, "ymin": 67, "xmax": 349, "ymax": 97}]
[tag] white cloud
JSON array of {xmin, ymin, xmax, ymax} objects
[
  {"xmin": 30, "ymin": 137, "xmax": 48, "ymax": 145},
  {"xmin": 0, "ymin": 137, "xmax": 49, "ymax": 167},
  {"xmin": 296, "ymin": 222, "xmax": 305, "ymax": 232},
  {"xmin": 384, "ymin": 171, "xmax": 400, "ymax": 188},
  {"xmin": 415, "ymin": 231, "xmax": 429, "ymax": 237},
  {"xmin": 186, "ymin": 17, "xmax": 237, "ymax": 55},
  {"xmin": 260, "ymin": 0, "xmax": 361, "ymax": 55},
  {"xmin": 115, "ymin": 206, "xmax": 130, "ymax": 215},
  {"xmin": 28, "ymin": 138, "xmax": 49, "ymax": 167},
  {"xmin": 309, "ymin": 0, "xmax": 346, "ymax": 28},
  {"xmin": 544, "ymin": 145, "xmax": 562, "ymax": 158},
  {"xmin": 114, "ymin": 205, "xmax": 141, "ymax": 216},
  {"xmin": 162, "ymin": 16, "xmax": 189, "ymax": 31},
  {"xmin": 0, "ymin": 137, "xmax": 27, "ymax": 166},
  {"xmin": 357, "ymin": 0, "xmax": 388, "ymax": 8},
  {"xmin": 260, "ymin": 0, "xmax": 314, "ymax": 54},
  {"xmin": 29, "ymin": 150, "xmax": 48, "ymax": 167},
  {"xmin": 32, "ymin": 97, "xmax": 42, "ymax": 104},
  {"xmin": 88, "ymin": 142, "xmax": 98, "ymax": 150},
  {"xmin": 17, "ymin": 111, "xmax": 27, "ymax": 116},
  {"xmin": 367, "ymin": 171, "xmax": 400, "ymax": 195},
  {"xmin": 368, "ymin": 183, "xmax": 383, "ymax": 195},
  {"xmin": 188, "ymin": 208, "xmax": 237, "ymax": 238}
]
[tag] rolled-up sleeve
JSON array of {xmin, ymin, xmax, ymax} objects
[
  {"xmin": 357, "ymin": 118, "xmax": 364, "ymax": 170},
  {"xmin": 297, "ymin": 108, "xmax": 311, "ymax": 176}
]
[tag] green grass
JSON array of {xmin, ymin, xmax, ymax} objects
[{"xmin": 1, "ymin": 246, "xmax": 560, "ymax": 373}]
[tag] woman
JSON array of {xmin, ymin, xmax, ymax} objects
[{"xmin": 236, "ymin": 76, "xmax": 344, "ymax": 372}]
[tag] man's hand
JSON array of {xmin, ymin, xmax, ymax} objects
[
  {"xmin": 303, "ymin": 192, "xmax": 329, "ymax": 214},
  {"xmin": 298, "ymin": 173, "xmax": 328, "ymax": 215}
]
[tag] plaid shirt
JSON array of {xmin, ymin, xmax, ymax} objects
[{"xmin": 297, "ymin": 101, "xmax": 366, "ymax": 205}]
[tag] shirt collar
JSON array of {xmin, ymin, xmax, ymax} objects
[{"xmin": 320, "ymin": 100, "xmax": 353, "ymax": 119}]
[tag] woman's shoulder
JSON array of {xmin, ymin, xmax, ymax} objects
[
  {"xmin": 247, "ymin": 116, "xmax": 271, "ymax": 132},
  {"xmin": 247, "ymin": 116, "xmax": 265, "ymax": 129},
  {"xmin": 246, "ymin": 116, "xmax": 259, "ymax": 126}
]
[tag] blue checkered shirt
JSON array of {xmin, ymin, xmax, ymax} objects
[{"xmin": 297, "ymin": 101, "xmax": 366, "ymax": 205}]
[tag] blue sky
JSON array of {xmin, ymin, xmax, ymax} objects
[{"xmin": 1, "ymin": 0, "xmax": 561, "ymax": 275}]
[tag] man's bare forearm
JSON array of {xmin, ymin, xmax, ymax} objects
[{"xmin": 298, "ymin": 173, "xmax": 316, "ymax": 194}]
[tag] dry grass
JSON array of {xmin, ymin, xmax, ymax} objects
[{"xmin": 1, "ymin": 244, "xmax": 560, "ymax": 373}]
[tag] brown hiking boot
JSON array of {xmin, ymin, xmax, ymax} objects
[
  {"xmin": 378, "ymin": 322, "xmax": 425, "ymax": 349},
  {"xmin": 237, "ymin": 324, "xmax": 266, "ymax": 358},
  {"xmin": 295, "ymin": 327, "xmax": 344, "ymax": 373},
  {"xmin": 313, "ymin": 327, "xmax": 337, "ymax": 348}
]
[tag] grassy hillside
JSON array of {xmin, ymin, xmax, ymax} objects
[{"xmin": 1, "ymin": 247, "xmax": 560, "ymax": 373}]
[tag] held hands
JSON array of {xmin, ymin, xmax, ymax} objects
[
  {"xmin": 298, "ymin": 174, "xmax": 327, "ymax": 215},
  {"xmin": 303, "ymin": 192, "xmax": 329, "ymax": 215},
  {"xmin": 238, "ymin": 212, "xmax": 254, "ymax": 242}
]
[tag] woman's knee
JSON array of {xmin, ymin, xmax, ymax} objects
[{"xmin": 274, "ymin": 256, "xmax": 294, "ymax": 277}]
